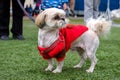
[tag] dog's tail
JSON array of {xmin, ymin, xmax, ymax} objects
[{"xmin": 86, "ymin": 16, "xmax": 112, "ymax": 38}]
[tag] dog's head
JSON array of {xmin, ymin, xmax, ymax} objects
[{"xmin": 35, "ymin": 8, "xmax": 68, "ymax": 29}]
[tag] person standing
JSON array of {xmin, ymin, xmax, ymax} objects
[
  {"xmin": 84, "ymin": 0, "xmax": 100, "ymax": 24},
  {"xmin": 32, "ymin": 0, "xmax": 42, "ymax": 17},
  {"xmin": 0, "ymin": 0, "xmax": 25, "ymax": 40},
  {"xmin": 40, "ymin": 0, "xmax": 68, "ymax": 10},
  {"xmin": 69, "ymin": 0, "xmax": 75, "ymax": 16}
]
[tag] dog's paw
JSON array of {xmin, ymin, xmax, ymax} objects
[
  {"xmin": 45, "ymin": 67, "xmax": 53, "ymax": 71},
  {"xmin": 86, "ymin": 69, "xmax": 93, "ymax": 73},
  {"xmin": 52, "ymin": 69, "xmax": 62, "ymax": 73},
  {"xmin": 73, "ymin": 65, "xmax": 82, "ymax": 68}
]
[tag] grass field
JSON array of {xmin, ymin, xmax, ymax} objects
[{"xmin": 0, "ymin": 18, "xmax": 120, "ymax": 80}]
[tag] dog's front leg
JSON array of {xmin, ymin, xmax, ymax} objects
[
  {"xmin": 52, "ymin": 61, "xmax": 64, "ymax": 73},
  {"xmin": 45, "ymin": 59, "xmax": 54, "ymax": 71}
]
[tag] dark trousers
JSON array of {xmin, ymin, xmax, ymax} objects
[{"xmin": 0, "ymin": 0, "xmax": 25, "ymax": 36}]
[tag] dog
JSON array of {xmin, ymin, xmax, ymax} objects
[
  {"xmin": 111, "ymin": 9, "xmax": 120, "ymax": 19},
  {"xmin": 35, "ymin": 8, "xmax": 112, "ymax": 73}
]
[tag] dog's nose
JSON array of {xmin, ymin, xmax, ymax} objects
[{"xmin": 61, "ymin": 18, "xmax": 65, "ymax": 21}]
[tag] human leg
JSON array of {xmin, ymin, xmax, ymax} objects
[
  {"xmin": 70, "ymin": 0, "xmax": 75, "ymax": 11},
  {"xmin": 84, "ymin": 0, "xmax": 94, "ymax": 24},
  {"xmin": 93, "ymin": 0, "xmax": 100, "ymax": 19},
  {"xmin": 11, "ymin": 0, "xmax": 25, "ymax": 40},
  {"xmin": 0, "ymin": 0, "xmax": 10, "ymax": 40},
  {"xmin": 69, "ymin": 0, "xmax": 75, "ymax": 16}
]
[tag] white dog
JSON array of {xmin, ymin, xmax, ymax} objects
[{"xmin": 35, "ymin": 8, "xmax": 112, "ymax": 73}]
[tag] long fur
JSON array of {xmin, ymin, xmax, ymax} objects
[
  {"xmin": 86, "ymin": 17, "xmax": 112, "ymax": 37},
  {"xmin": 35, "ymin": 8, "xmax": 112, "ymax": 73},
  {"xmin": 111, "ymin": 9, "xmax": 120, "ymax": 19}
]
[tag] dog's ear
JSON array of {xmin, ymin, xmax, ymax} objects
[{"xmin": 35, "ymin": 11, "xmax": 46, "ymax": 28}]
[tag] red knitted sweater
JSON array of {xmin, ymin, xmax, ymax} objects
[{"xmin": 38, "ymin": 24, "xmax": 88, "ymax": 62}]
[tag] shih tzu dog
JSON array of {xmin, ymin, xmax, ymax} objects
[{"xmin": 35, "ymin": 8, "xmax": 112, "ymax": 73}]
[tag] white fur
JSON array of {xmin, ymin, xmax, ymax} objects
[
  {"xmin": 86, "ymin": 17, "xmax": 112, "ymax": 37},
  {"xmin": 35, "ymin": 8, "xmax": 112, "ymax": 73},
  {"xmin": 111, "ymin": 9, "xmax": 120, "ymax": 19}
]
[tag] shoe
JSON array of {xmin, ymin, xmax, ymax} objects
[
  {"xmin": 13, "ymin": 35, "xmax": 25, "ymax": 40},
  {"xmin": 69, "ymin": 10, "xmax": 75, "ymax": 17},
  {"xmin": 0, "ymin": 35, "xmax": 9, "ymax": 40}
]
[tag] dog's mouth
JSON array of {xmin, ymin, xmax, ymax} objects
[{"xmin": 58, "ymin": 20, "xmax": 67, "ymax": 27}]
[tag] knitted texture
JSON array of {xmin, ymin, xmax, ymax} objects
[{"xmin": 38, "ymin": 24, "xmax": 88, "ymax": 62}]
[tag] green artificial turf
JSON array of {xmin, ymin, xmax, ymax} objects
[{"xmin": 0, "ymin": 18, "xmax": 120, "ymax": 80}]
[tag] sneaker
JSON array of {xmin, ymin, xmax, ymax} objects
[
  {"xmin": 69, "ymin": 10, "xmax": 75, "ymax": 17},
  {"xmin": 13, "ymin": 35, "xmax": 25, "ymax": 40},
  {"xmin": 0, "ymin": 35, "xmax": 9, "ymax": 40}
]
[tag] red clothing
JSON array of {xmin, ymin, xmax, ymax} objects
[{"xmin": 38, "ymin": 24, "xmax": 88, "ymax": 62}]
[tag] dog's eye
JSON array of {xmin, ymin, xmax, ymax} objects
[{"xmin": 54, "ymin": 15, "xmax": 60, "ymax": 20}]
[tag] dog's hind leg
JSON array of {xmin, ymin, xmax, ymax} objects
[
  {"xmin": 74, "ymin": 47, "xmax": 87, "ymax": 68},
  {"xmin": 86, "ymin": 51, "xmax": 98, "ymax": 73},
  {"xmin": 84, "ymin": 34, "xmax": 99, "ymax": 73},
  {"xmin": 85, "ymin": 46, "xmax": 98, "ymax": 73},
  {"xmin": 52, "ymin": 61, "xmax": 64, "ymax": 73},
  {"xmin": 45, "ymin": 59, "xmax": 54, "ymax": 71},
  {"xmin": 73, "ymin": 54, "xmax": 86, "ymax": 68}
]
